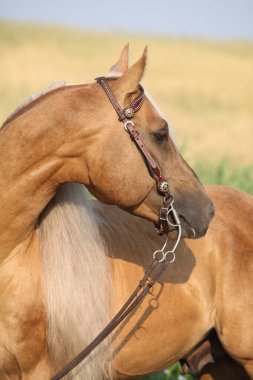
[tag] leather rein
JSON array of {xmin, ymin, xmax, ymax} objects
[{"xmin": 51, "ymin": 77, "xmax": 182, "ymax": 380}]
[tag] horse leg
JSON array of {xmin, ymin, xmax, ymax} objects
[
  {"xmin": 0, "ymin": 346, "xmax": 21, "ymax": 380},
  {"xmin": 199, "ymin": 360, "xmax": 250, "ymax": 380},
  {"xmin": 242, "ymin": 362, "xmax": 253, "ymax": 379},
  {"xmin": 181, "ymin": 329, "xmax": 251, "ymax": 380}
]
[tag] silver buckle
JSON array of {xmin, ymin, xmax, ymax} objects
[{"xmin": 160, "ymin": 207, "xmax": 169, "ymax": 221}]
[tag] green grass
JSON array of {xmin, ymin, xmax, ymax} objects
[
  {"xmin": 141, "ymin": 363, "xmax": 194, "ymax": 380},
  {"xmin": 194, "ymin": 158, "xmax": 253, "ymax": 194}
]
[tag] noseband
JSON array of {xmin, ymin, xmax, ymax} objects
[{"xmin": 51, "ymin": 77, "xmax": 182, "ymax": 380}]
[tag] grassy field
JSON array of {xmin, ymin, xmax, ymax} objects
[
  {"xmin": 1, "ymin": 20, "xmax": 253, "ymax": 166},
  {"xmin": 0, "ymin": 20, "xmax": 252, "ymax": 380}
]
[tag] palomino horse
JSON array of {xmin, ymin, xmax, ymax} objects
[
  {"xmin": 39, "ymin": 182, "xmax": 253, "ymax": 380},
  {"xmin": 0, "ymin": 44, "xmax": 225, "ymax": 380}
]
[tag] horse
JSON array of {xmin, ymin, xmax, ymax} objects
[
  {"xmin": 38, "ymin": 182, "xmax": 253, "ymax": 380},
  {"xmin": 0, "ymin": 45, "xmax": 214, "ymax": 379}
]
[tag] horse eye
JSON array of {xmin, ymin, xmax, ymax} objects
[{"xmin": 154, "ymin": 131, "xmax": 168, "ymax": 144}]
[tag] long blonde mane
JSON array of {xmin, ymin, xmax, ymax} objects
[{"xmin": 38, "ymin": 183, "xmax": 113, "ymax": 380}]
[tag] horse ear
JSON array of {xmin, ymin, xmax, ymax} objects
[
  {"xmin": 115, "ymin": 46, "xmax": 147, "ymax": 95},
  {"xmin": 107, "ymin": 43, "xmax": 129, "ymax": 76}
]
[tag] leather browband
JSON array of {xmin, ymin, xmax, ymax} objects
[{"xmin": 96, "ymin": 76, "xmax": 145, "ymax": 121}]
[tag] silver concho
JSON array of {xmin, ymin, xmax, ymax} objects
[
  {"xmin": 124, "ymin": 107, "xmax": 134, "ymax": 119},
  {"xmin": 158, "ymin": 180, "xmax": 170, "ymax": 193}
]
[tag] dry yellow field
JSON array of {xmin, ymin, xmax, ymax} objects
[{"xmin": 1, "ymin": 20, "xmax": 253, "ymax": 165}]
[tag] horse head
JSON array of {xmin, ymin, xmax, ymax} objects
[{"xmin": 81, "ymin": 45, "xmax": 214, "ymax": 239}]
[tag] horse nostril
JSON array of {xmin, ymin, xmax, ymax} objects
[{"xmin": 209, "ymin": 202, "xmax": 215, "ymax": 220}]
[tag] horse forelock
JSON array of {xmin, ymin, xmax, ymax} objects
[{"xmin": 38, "ymin": 183, "xmax": 113, "ymax": 380}]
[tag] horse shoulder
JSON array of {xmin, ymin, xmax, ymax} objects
[
  {"xmin": 0, "ymin": 232, "xmax": 52, "ymax": 378},
  {"xmin": 203, "ymin": 185, "xmax": 253, "ymax": 373}
]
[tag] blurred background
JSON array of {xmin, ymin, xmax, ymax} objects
[{"xmin": 0, "ymin": 1, "xmax": 252, "ymax": 379}]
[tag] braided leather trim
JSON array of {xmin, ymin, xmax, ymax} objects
[{"xmin": 123, "ymin": 84, "xmax": 145, "ymax": 118}]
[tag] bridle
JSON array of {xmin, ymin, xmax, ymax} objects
[
  {"xmin": 96, "ymin": 76, "xmax": 174, "ymax": 236},
  {"xmin": 51, "ymin": 77, "xmax": 182, "ymax": 380}
]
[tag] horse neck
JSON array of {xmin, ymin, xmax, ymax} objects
[
  {"xmin": 38, "ymin": 183, "xmax": 113, "ymax": 380},
  {"xmin": 0, "ymin": 84, "xmax": 94, "ymax": 258},
  {"xmin": 1, "ymin": 84, "xmax": 92, "ymax": 184}
]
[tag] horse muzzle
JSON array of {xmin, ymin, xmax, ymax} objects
[{"xmin": 173, "ymin": 198, "xmax": 215, "ymax": 240}]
